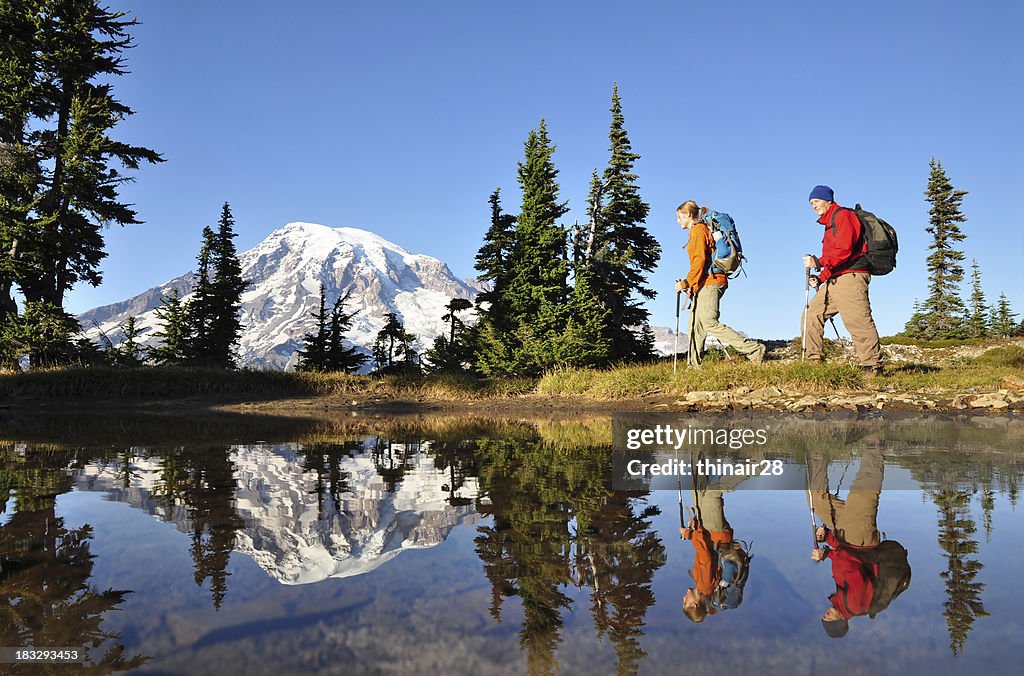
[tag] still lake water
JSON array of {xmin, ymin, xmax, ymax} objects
[{"xmin": 1, "ymin": 413, "xmax": 1022, "ymax": 675}]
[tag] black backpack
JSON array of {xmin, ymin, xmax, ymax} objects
[
  {"xmin": 853, "ymin": 540, "xmax": 912, "ymax": 618},
  {"xmin": 830, "ymin": 204, "xmax": 899, "ymax": 276}
]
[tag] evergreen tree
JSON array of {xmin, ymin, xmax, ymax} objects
[
  {"xmin": 180, "ymin": 204, "xmax": 247, "ymax": 368},
  {"xmin": 10, "ymin": 0, "xmax": 162, "ymax": 311},
  {"xmin": 480, "ymin": 121, "xmax": 569, "ymax": 376},
  {"xmin": 206, "ymin": 203, "xmax": 248, "ymax": 367},
  {"xmin": 966, "ymin": 259, "xmax": 989, "ymax": 338},
  {"xmin": 0, "ymin": 300, "xmax": 81, "ymax": 368},
  {"xmin": 111, "ymin": 315, "xmax": 144, "ymax": 367},
  {"xmin": 474, "ymin": 189, "xmax": 517, "ymax": 319},
  {"xmin": 184, "ymin": 226, "xmax": 217, "ymax": 362},
  {"xmin": 372, "ymin": 312, "xmax": 417, "ymax": 374},
  {"xmin": 908, "ymin": 158, "xmax": 968, "ymax": 338},
  {"xmin": 990, "ymin": 293, "xmax": 1018, "ymax": 338},
  {"xmin": 324, "ymin": 290, "xmax": 367, "ymax": 373},
  {"xmin": 424, "ymin": 298, "xmax": 474, "ymax": 374},
  {"xmin": 0, "ymin": 0, "xmax": 41, "ymax": 329},
  {"xmin": 589, "ymin": 85, "xmax": 659, "ymax": 362},
  {"xmin": 296, "ymin": 284, "xmax": 331, "ymax": 371},
  {"xmin": 150, "ymin": 288, "xmax": 190, "ymax": 365},
  {"xmin": 298, "ymin": 287, "xmax": 367, "ymax": 373},
  {"xmin": 472, "ymin": 189, "xmax": 519, "ymax": 376},
  {"xmin": 552, "ymin": 264, "xmax": 611, "ymax": 368}
]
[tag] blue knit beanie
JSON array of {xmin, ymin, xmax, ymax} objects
[{"xmin": 809, "ymin": 185, "xmax": 834, "ymax": 202}]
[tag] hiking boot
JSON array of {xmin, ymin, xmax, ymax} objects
[
  {"xmin": 862, "ymin": 365, "xmax": 883, "ymax": 378},
  {"xmin": 748, "ymin": 344, "xmax": 767, "ymax": 365}
]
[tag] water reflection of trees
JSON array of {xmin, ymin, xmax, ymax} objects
[
  {"xmin": 474, "ymin": 432, "xmax": 665, "ymax": 676},
  {"xmin": 933, "ymin": 487, "xmax": 989, "ymax": 656},
  {"xmin": 0, "ymin": 445, "xmax": 148, "ymax": 672},
  {"xmin": 900, "ymin": 454, "xmax": 1020, "ymax": 657},
  {"xmin": 147, "ymin": 446, "xmax": 244, "ymax": 610}
]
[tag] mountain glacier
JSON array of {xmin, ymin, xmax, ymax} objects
[{"xmin": 77, "ymin": 222, "xmax": 481, "ymax": 369}]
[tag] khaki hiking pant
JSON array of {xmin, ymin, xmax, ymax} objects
[
  {"xmin": 802, "ymin": 272, "xmax": 881, "ymax": 367},
  {"xmin": 687, "ymin": 284, "xmax": 765, "ymax": 366},
  {"xmin": 806, "ymin": 447, "xmax": 884, "ymax": 547}
]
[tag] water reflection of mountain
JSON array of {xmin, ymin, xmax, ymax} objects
[{"xmin": 74, "ymin": 442, "xmax": 480, "ymax": 584}]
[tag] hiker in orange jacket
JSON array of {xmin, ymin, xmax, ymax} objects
[
  {"xmin": 675, "ymin": 200, "xmax": 765, "ymax": 367},
  {"xmin": 680, "ymin": 470, "xmax": 749, "ymax": 622}
]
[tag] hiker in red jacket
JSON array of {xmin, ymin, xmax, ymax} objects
[
  {"xmin": 802, "ymin": 185, "xmax": 883, "ymax": 376},
  {"xmin": 809, "ymin": 446, "xmax": 884, "ymax": 638}
]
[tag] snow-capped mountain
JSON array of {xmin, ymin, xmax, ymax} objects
[
  {"xmin": 74, "ymin": 442, "xmax": 480, "ymax": 585},
  {"xmin": 77, "ymin": 223, "xmax": 481, "ymax": 369}
]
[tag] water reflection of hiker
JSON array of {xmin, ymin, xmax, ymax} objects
[
  {"xmin": 807, "ymin": 447, "xmax": 911, "ymax": 638},
  {"xmin": 680, "ymin": 467, "xmax": 751, "ymax": 623}
]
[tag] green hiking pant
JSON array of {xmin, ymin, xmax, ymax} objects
[{"xmin": 687, "ymin": 283, "xmax": 764, "ymax": 366}]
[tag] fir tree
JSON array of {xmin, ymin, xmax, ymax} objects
[
  {"xmin": 111, "ymin": 315, "xmax": 145, "ymax": 367},
  {"xmin": 0, "ymin": 300, "xmax": 81, "ymax": 368},
  {"xmin": 181, "ymin": 204, "xmax": 247, "ymax": 368},
  {"xmin": 372, "ymin": 312, "xmax": 417, "ymax": 374},
  {"xmin": 206, "ymin": 203, "xmax": 248, "ymax": 367},
  {"xmin": 324, "ymin": 290, "xmax": 368, "ymax": 373},
  {"xmin": 424, "ymin": 297, "xmax": 474, "ymax": 374},
  {"xmin": 184, "ymin": 226, "xmax": 217, "ymax": 362},
  {"xmin": 482, "ymin": 121, "xmax": 569, "ymax": 376},
  {"xmin": 472, "ymin": 189, "xmax": 518, "ymax": 376},
  {"xmin": 990, "ymin": 293, "xmax": 1018, "ymax": 338},
  {"xmin": 150, "ymin": 288, "xmax": 190, "ymax": 365},
  {"xmin": 298, "ymin": 287, "xmax": 367, "ymax": 373},
  {"xmin": 966, "ymin": 259, "xmax": 989, "ymax": 338},
  {"xmin": 296, "ymin": 284, "xmax": 331, "ymax": 372},
  {"xmin": 474, "ymin": 189, "xmax": 517, "ymax": 320},
  {"xmin": 11, "ymin": 1, "xmax": 163, "ymax": 310},
  {"xmin": 908, "ymin": 158, "xmax": 968, "ymax": 338},
  {"xmin": 590, "ymin": 85, "xmax": 659, "ymax": 361}
]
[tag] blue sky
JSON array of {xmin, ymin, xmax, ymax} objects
[{"xmin": 65, "ymin": 0, "xmax": 1023, "ymax": 339}]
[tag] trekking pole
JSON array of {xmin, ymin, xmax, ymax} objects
[
  {"xmin": 673, "ymin": 289, "xmax": 681, "ymax": 374},
  {"xmin": 679, "ymin": 477, "xmax": 686, "ymax": 537},
  {"xmin": 801, "ymin": 265, "xmax": 810, "ymax": 361},
  {"xmin": 806, "ymin": 469, "xmax": 818, "ymax": 549},
  {"xmin": 828, "ymin": 317, "xmax": 853, "ymax": 362}
]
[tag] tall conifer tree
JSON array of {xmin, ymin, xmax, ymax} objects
[
  {"xmin": 14, "ymin": 0, "xmax": 162, "ymax": 309},
  {"xmin": 590, "ymin": 85, "xmax": 659, "ymax": 361},
  {"xmin": 501, "ymin": 120, "xmax": 570, "ymax": 374},
  {"xmin": 909, "ymin": 158, "xmax": 968, "ymax": 338},
  {"xmin": 207, "ymin": 203, "xmax": 248, "ymax": 367}
]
